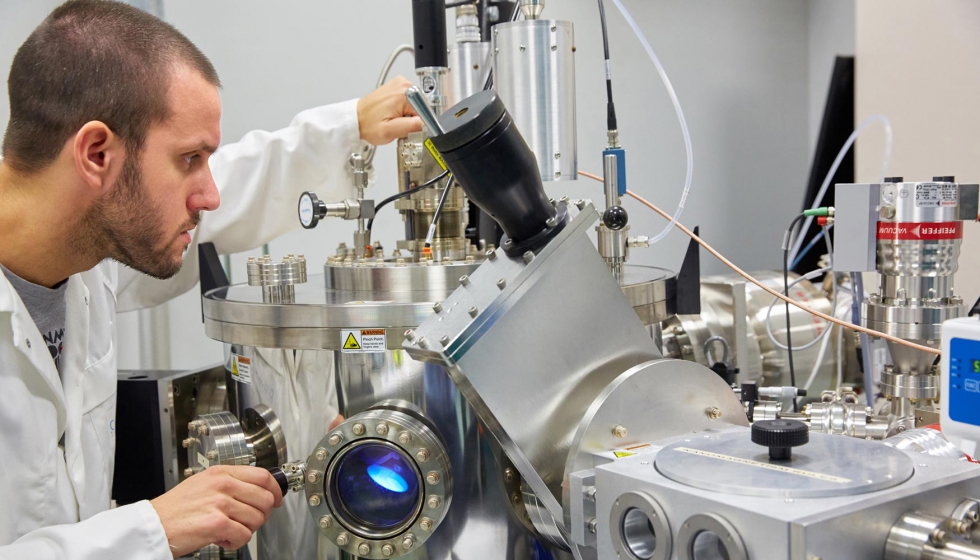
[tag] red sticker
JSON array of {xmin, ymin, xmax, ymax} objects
[{"xmin": 877, "ymin": 221, "xmax": 962, "ymax": 241}]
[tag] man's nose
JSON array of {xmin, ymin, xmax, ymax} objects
[{"xmin": 187, "ymin": 170, "xmax": 220, "ymax": 213}]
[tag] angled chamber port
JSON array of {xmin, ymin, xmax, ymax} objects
[
  {"xmin": 184, "ymin": 404, "xmax": 288, "ymax": 475},
  {"xmin": 677, "ymin": 513, "xmax": 747, "ymax": 560},
  {"xmin": 610, "ymin": 492, "xmax": 672, "ymax": 560},
  {"xmin": 304, "ymin": 400, "xmax": 452, "ymax": 559}
]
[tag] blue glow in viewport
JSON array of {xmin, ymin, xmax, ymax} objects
[{"xmin": 366, "ymin": 463, "xmax": 409, "ymax": 493}]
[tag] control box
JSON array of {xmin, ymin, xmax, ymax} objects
[{"xmin": 941, "ymin": 316, "xmax": 980, "ymax": 456}]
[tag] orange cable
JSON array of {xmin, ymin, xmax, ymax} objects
[{"xmin": 577, "ymin": 169, "xmax": 941, "ymax": 356}]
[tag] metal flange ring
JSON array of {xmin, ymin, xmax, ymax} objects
[
  {"xmin": 677, "ymin": 513, "xmax": 747, "ymax": 560},
  {"xmin": 610, "ymin": 491, "xmax": 672, "ymax": 560}
]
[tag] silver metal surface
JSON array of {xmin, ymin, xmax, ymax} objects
[
  {"xmin": 241, "ymin": 404, "xmax": 288, "ymax": 470},
  {"xmin": 609, "ymin": 492, "xmax": 672, "ymax": 560},
  {"xmin": 883, "ymin": 428, "xmax": 969, "ymax": 461},
  {"xmin": 406, "ymin": 85, "xmax": 447, "ymax": 135},
  {"xmin": 676, "ymin": 513, "xmax": 747, "ymax": 560},
  {"xmin": 493, "ymin": 19, "xmax": 577, "ymax": 182},
  {"xmin": 247, "ymin": 255, "xmax": 307, "ymax": 304},
  {"xmin": 454, "ymin": 5, "xmax": 481, "ymax": 43},
  {"xmin": 448, "ymin": 42, "xmax": 490, "ymax": 101},
  {"xmin": 885, "ymin": 511, "xmax": 980, "ymax": 560},
  {"xmin": 588, "ymin": 426, "xmax": 980, "ymax": 560},
  {"xmin": 405, "ymin": 202, "xmax": 662, "ymax": 539},
  {"xmin": 520, "ymin": 0, "xmax": 545, "ymax": 20},
  {"xmin": 654, "ymin": 430, "xmax": 914, "ymax": 498},
  {"xmin": 619, "ymin": 266, "xmax": 676, "ymax": 326},
  {"xmin": 187, "ymin": 411, "xmax": 253, "ymax": 471},
  {"xmin": 806, "ymin": 388, "xmax": 889, "ymax": 439},
  {"xmin": 661, "ymin": 271, "xmax": 845, "ymax": 388}
]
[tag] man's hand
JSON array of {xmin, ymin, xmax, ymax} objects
[
  {"xmin": 357, "ymin": 76, "xmax": 423, "ymax": 145},
  {"xmin": 150, "ymin": 465, "xmax": 283, "ymax": 558}
]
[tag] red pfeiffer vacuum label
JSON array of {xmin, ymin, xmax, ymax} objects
[{"xmin": 877, "ymin": 221, "xmax": 963, "ymax": 240}]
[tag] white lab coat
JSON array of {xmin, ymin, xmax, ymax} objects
[{"xmin": 0, "ymin": 100, "xmax": 361, "ymax": 559}]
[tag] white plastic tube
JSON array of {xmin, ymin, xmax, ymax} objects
[
  {"xmin": 610, "ymin": 0, "xmax": 693, "ymax": 244},
  {"xmin": 788, "ymin": 114, "xmax": 893, "ymax": 264}
]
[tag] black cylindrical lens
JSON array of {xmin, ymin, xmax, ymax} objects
[
  {"xmin": 412, "ymin": 0, "xmax": 448, "ymax": 69},
  {"xmin": 430, "ymin": 91, "xmax": 560, "ymax": 252}
]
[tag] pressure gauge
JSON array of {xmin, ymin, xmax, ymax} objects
[{"xmin": 299, "ymin": 191, "xmax": 327, "ymax": 229}]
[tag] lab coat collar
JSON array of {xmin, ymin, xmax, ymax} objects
[{"xmin": 61, "ymin": 275, "xmax": 91, "ymax": 475}]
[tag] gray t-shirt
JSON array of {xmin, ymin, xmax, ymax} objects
[{"xmin": 1, "ymin": 264, "xmax": 67, "ymax": 372}]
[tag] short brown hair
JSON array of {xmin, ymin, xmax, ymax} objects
[{"xmin": 2, "ymin": 0, "xmax": 221, "ymax": 174}]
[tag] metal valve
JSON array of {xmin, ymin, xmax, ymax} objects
[{"xmin": 298, "ymin": 192, "xmax": 375, "ymax": 229}]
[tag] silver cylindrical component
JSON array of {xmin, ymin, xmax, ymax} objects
[
  {"xmin": 882, "ymin": 427, "xmax": 969, "ymax": 461},
  {"xmin": 493, "ymin": 19, "xmax": 577, "ymax": 182},
  {"xmin": 886, "ymin": 511, "xmax": 980, "ymax": 560},
  {"xmin": 448, "ymin": 42, "xmax": 490, "ymax": 102},
  {"xmin": 519, "ymin": 0, "xmax": 545, "ymax": 20},
  {"xmin": 454, "ymin": 5, "xmax": 481, "ymax": 43},
  {"xmin": 414, "ymin": 67, "xmax": 454, "ymax": 117},
  {"xmin": 603, "ymin": 154, "xmax": 620, "ymax": 209},
  {"xmin": 246, "ymin": 255, "xmax": 307, "ymax": 304}
]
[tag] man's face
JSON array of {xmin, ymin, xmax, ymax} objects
[{"xmin": 86, "ymin": 65, "xmax": 221, "ymax": 279}]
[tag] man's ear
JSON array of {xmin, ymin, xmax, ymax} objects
[{"xmin": 72, "ymin": 121, "xmax": 124, "ymax": 195}]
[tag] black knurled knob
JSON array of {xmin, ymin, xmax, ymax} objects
[{"xmin": 751, "ymin": 419, "xmax": 809, "ymax": 461}]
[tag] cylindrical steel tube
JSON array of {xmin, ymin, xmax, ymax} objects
[{"xmin": 492, "ymin": 19, "xmax": 577, "ymax": 182}]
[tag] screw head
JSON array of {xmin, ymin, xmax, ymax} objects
[
  {"xmin": 352, "ymin": 423, "xmax": 366, "ymax": 436},
  {"xmin": 460, "ymin": 275, "xmax": 471, "ymax": 286},
  {"xmin": 183, "ymin": 467, "xmax": 195, "ymax": 477},
  {"xmin": 358, "ymin": 543, "xmax": 371, "ymax": 556},
  {"xmin": 546, "ymin": 217, "xmax": 557, "ymax": 227},
  {"xmin": 504, "ymin": 468, "xmax": 515, "ymax": 482},
  {"xmin": 399, "ymin": 432, "xmax": 412, "ymax": 445},
  {"xmin": 197, "ymin": 424, "xmax": 210, "ymax": 436},
  {"xmin": 418, "ymin": 337, "xmax": 429, "ymax": 349},
  {"xmin": 706, "ymin": 407, "xmax": 722, "ymax": 420},
  {"xmin": 405, "ymin": 329, "xmax": 416, "ymax": 342},
  {"xmin": 426, "ymin": 471, "xmax": 440, "ymax": 485},
  {"xmin": 487, "ymin": 249, "xmax": 497, "ymax": 260},
  {"xmin": 613, "ymin": 425, "xmax": 628, "ymax": 438},
  {"xmin": 309, "ymin": 495, "xmax": 321, "ymax": 507},
  {"xmin": 315, "ymin": 448, "xmax": 327, "ymax": 461},
  {"xmin": 420, "ymin": 517, "xmax": 433, "ymax": 531},
  {"xmin": 328, "ymin": 433, "xmax": 344, "ymax": 446},
  {"xmin": 496, "ymin": 278, "xmax": 507, "ymax": 290},
  {"xmin": 428, "ymin": 496, "xmax": 441, "ymax": 509},
  {"xmin": 206, "ymin": 450, "xmax": 218, "ymax": 461},
  {"xmin": 187, "ymin": 420, "xmax": 198, "ymax": 431},
  {"xmin": 382, "ymin": 544, "xmax": 394, "ymax": 556},
  {"xmin": 440, "ymin": 335, "xmax": 450, "ymax": 347},
  {"xmin": 308, "ymin": 471, "xmax": 320, "ymax": 484},
  {"xmin": 318, "ymin": 515, "xmax": 333, "ymax": 529},
  {"xmin": 468, "ymin": 306, "xmax": 479, "ymax": 318},
  {"xmin": 336, "ymin": 533, "xmax": 349, "ymax": 546},
  {"xmin": 433, "ymin": 302, "xmax": 443, "ymax": 313},
  {"xmin": 403, "ymin": 534, "xmax": 416, "ymax": 549},
  {"xmin": 182, "ymin": 438, "xmax": 194, "ymax": 449},
  {"xmin": 523, "ymin": 251, "xmax": 534, "ymax": 263},
  {"xmin": 416, "ymin": 448, "xmax": 430, "ymax": 462},
  {"xmin": 575, "ymin": 199, "xmax": 587, "ymax": 210},
  {"xmin": 376, "ymin": 422, "xmax": 389, "ymax": 435}
]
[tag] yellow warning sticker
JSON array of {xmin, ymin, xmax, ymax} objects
[
  {"xmin": 341, "ymin": 329, "xmax": 387, "ymax": 354},
  {"xmin": 343, "ymin": 333, "xmax": 361, "ymax": 350},
  {"xmin": 230, "ymin": 354, "xmax": 252, "ymax": 385},
  {"xmin": 614, "ymin": 451, "xmax": 636, "ymax": 458},
  {"xmin": 424, "ymin": 138, "xmax": 448, "ymax": 171}
]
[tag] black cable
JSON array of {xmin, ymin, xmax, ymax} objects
[
  {"xmin": 597, "ymin": 0, "xmax": 618, "ymax": 131},
  {"xmin": 783, "ymin": 213, "xmax": 807, "ymax": 412},
  {"xmin": 367, "ymin": 170, "xmax": 450, "ymax": 233},
  {"xmin": 425, "ymin": 175, "xmax": 456, "ymax": 247},
  {"xmin": 446, "ymin": 0, "xmax": 478, "ymax": 7}
]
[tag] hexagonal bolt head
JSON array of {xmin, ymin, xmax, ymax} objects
[
  {"xmin": 315, "ymin": 448, "xmax": 328, "ymax": 461},
  {"xmin": 197, "ymin": 424, "xmax": 210, "ymax": 436},
  {"xmin": 382, "ymin": 544, "xmax": 395, "ymax": 556},
  {"xmin": 328, "ymin": 433, "xmax": 343, "ymax": 446},
  {"xmin": 336, "ymin": 533, "xmax": 349, "ymax": 546},
  {"xmin": 416, "ymin": 449, "xmax": 430, "ymax": 462},
  {"xmin": 426, "ymin": 471, "xmax": 440, "ymax": 485},
  {"xmin": 358, "ymin": 543, "xmax": 371, "ymax": 556},
  {"xmin": 706, "ymin": 407, "xmax": 722, "ymax": 420},
  {"xmin": 398, "ymin": 432, "xmax": 412, "ymax": 445},
  {"xmin": 308, "ymin": 471, "xmax": 321, "ymax": 484},
  {"xmin": 206, "ymin": 450, "xmax": 218, "ymax": 461},
  {"xmin": 420, "ymin": 517, "xmax": 434, "ymax": 531},
  {"xmin": 183, "ymin": 467, "xmax": 195, "ymax": 477},
  {"xmin": 318, "ymin": 515, "xmax": 332, "ymax": 529},
  {"xmin": 352, "ymin": 423, "xmax": 366, "ymax": 436},
  {"xmin": 187, "ymin": 420, "xmax": 199, "ymax": 431},
  {"xmin": 427, "ymin": 496, "xmax": 441, "ymax": 509},
  {"xmin": 613, "ymin": 425, "xmax": 628, "ymax": 438},
  {"xmin": 376, "ymin": 422, "xmax": 389, "ymax": 435},
  {"xmin": 309, "ymin": 495, "xmax": 321, "ymax": 507},
  {"xmin": 181, "ymin": 438, "xmax": 194, "ymax": 449},
  {"xmin": 402, "ymin": 534, "xmax": 416, "ymax": 549}
]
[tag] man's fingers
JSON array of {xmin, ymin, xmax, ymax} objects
[
  {"xmin": 224, "ymin": 466, "xmax": 282, "ymax": 508},
  {"xmin": 214, "ymin": 517, "xmax": 253, "ymax": 551},
  {"xmin": 227, "ymin": 476, "xmax": 278, "ymax": 518},
  {"xmin": 382, "ymin": 116, "xmax": 423, "ymax": 142},
  {"xmin": 222, "ymin": 494, "xmax": 268, "ymax": 532}
]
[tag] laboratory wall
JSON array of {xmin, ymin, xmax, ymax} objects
[
  {"xmin": 854, "ymin": 0, "xmax": 980, "ymax": 315},
  {"xmin": 0, "ymin": 0, "xmax": 855, "ymax": 370}
]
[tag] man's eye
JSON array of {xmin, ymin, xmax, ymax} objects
[{"xmin": 184, "ymin": 155, "xmax": 199, "ymax": 166}]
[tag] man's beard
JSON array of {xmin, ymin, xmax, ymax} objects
[{"xmin": 75, "ymin": 152, "xmax": 199, "ymax": 280}]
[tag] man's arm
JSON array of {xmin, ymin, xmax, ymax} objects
[
  {"xmin": 114, "ymin": 77, "xmax": 421, "ymax": 312},
  {"xmin": 0, "ymin": 466, "xmax": 282, "ymax": 560}
]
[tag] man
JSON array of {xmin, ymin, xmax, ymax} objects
[{"xmin": 0, "ymin": 1, "xmax": 421, "ymax": 558}]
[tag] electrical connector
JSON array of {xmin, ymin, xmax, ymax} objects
[{"xmin": 804, "ymin": 207, "xmax": 832, "ymax": 218}]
